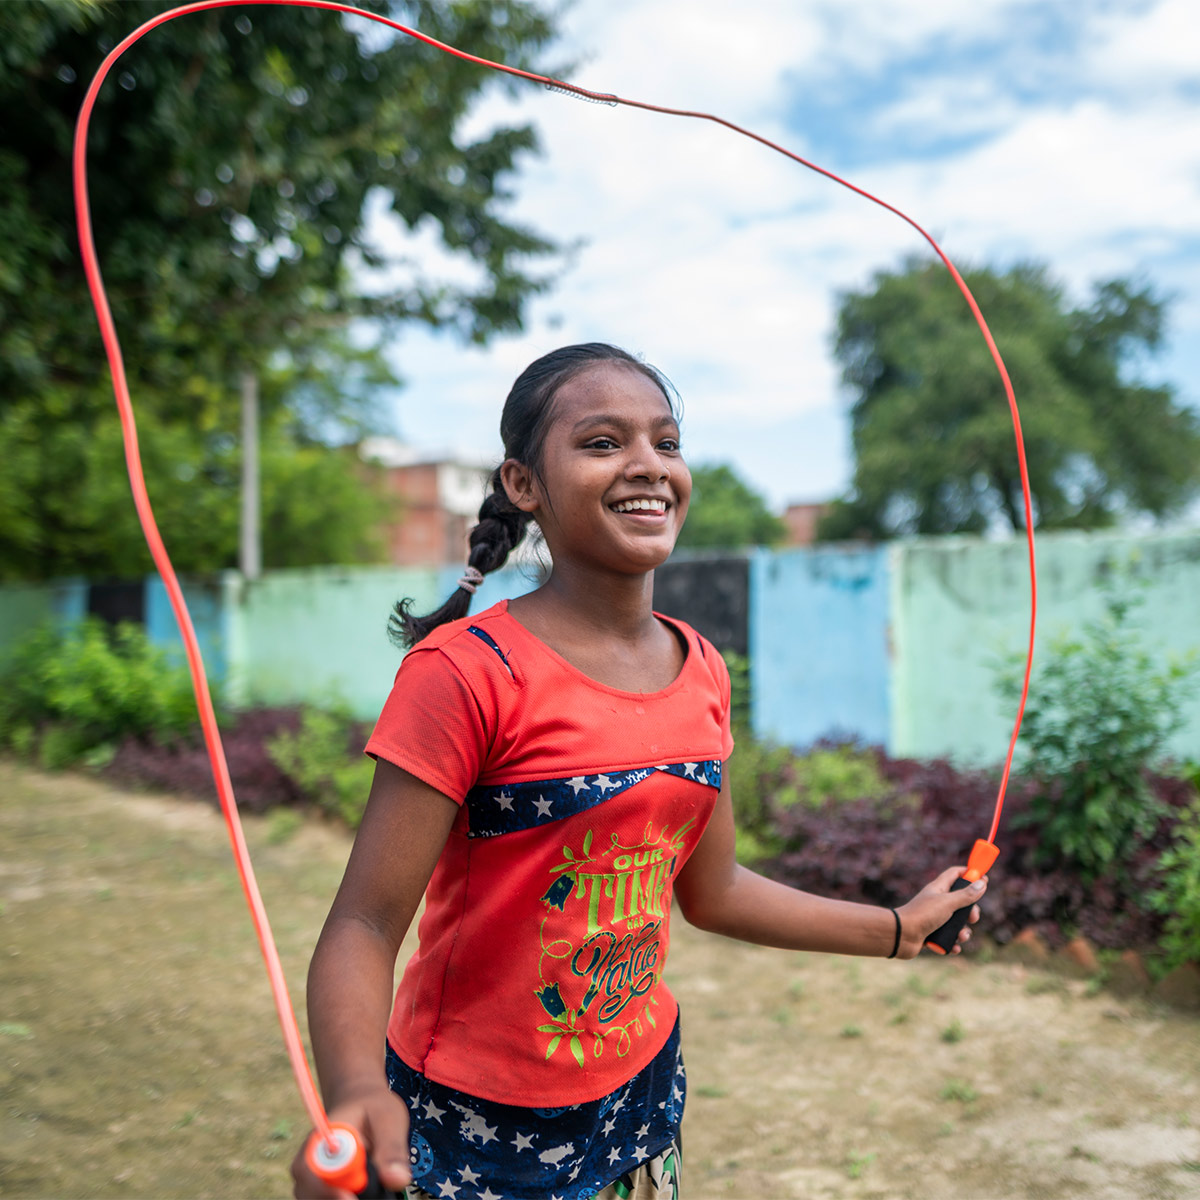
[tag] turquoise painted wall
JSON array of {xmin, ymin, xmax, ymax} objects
[
  {"xmin": 0, "ymin": 579, "xmax": 87, "ymax": 654},
  {"xmin": 2, "ymin": 529, "xmax": 1197, "ymax": 763},
  {"xmin": 232, "ymin": 562, "xmax": 542, "ymax": 718},
  {"xmin": 144, "ymin": 574, "xmax": 232, "ymax": 686},
  {"xmin": 750, "ymin": 546, "xmax": 890, "ymax": 748},
  {"xmin": 890, "ymin": 530, "xmax": 1200, "ymax": 764}
]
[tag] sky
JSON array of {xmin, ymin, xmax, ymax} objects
[{"xmin": 359, "ymin": 0, "xmax": 1200, "ymax": 513}]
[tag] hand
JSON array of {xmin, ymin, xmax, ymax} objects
[
  {"xmin": 290, "ymin": 1086, "xmax": 413, "ymax": 1199},
  {"xmin": 894, "ymin": 866, "xmax": 987, "ymax": 959}
]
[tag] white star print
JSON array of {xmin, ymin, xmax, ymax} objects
[
  {"xmin": 478, "ymin": 1190, "xmax": 502, "ymax": 1200},
  {"xmin": 458, "ymin": 1164, "xmax": 480, "ymax": 1185},
  {"xmin": 602, "ymin": 1118, "xmax": 616, "ymax": 1136},
  {"xmin": 533, "ymin": 794, "xmax": 553, "ymax": 818},
  {"xmin": 594, "ymin": 774, "xmax": 618, "ymax": 792},
  {"xmin": 683, "ymin": 762, "xmax": 699, "ymax": 778},
  {"xmin": 436, "ymin": 1180, "xmax": 459, "ymax": 1199},
  {"xmin": 673, "ymin": 1084, "xmax": 684, "ymax": 1102},
  {"xmin": 636, "ymin": 1124, "xmax": 651, "ymax": 1139},
  {"xmin": 567, "ymin": 776, "xmax": 591, "ymax": 794},
  {"xmin": 495, "ymin": 790, "xmax": 514, "ymax": 810},
  {"xmin": 513, "ymin": 1131, "xmax": 534, "ymax": 1152},
  {"xmin": 607, "ymin": 1145, "xmax": 623, "ymax": 1165},
  {"xmin": 423, "ymin": 1099, "xmax": 446, "ymax": 1123},
  {"xmin": 611, "ymin": 1092, "xmax": 627, "ymax": 1113}
]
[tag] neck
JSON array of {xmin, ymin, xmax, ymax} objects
[{"xmin": 532, "ymin": 561, "xmax": 659, "ymax": 642}]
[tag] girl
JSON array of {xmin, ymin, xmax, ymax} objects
[{"xmin": 291, "ymin": 343, "xmax": 984, "ymax": 1200}]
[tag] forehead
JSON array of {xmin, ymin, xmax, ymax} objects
[{"xmin": 549, "ymin": 362, "xmax": 676, "ymax": 427}]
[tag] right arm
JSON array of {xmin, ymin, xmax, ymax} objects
[{"xmin": 291, "ymin": 758, "xmax": 459, "ymax": 1199}]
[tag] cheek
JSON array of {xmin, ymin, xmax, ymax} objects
[{"xmin": 675, "ymin": 466, "xmax": 693, "ymax": 515}]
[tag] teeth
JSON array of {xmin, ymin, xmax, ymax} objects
[{"xmin": 612, "ymin": 499, "xmax": 666, "ymax": 513}]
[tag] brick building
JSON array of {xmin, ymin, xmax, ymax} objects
[{"xmin": 361, "ymin": 438, "xmax": 492, "ymax": 566}]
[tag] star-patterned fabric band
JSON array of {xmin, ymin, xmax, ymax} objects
[
  {"xmin": 465, "ymin": 761, "xmax": 723, "ymax": 839},
  {"xmin": 386, "ymin": 1017, "xmax": 685, "ymax": 1200}
]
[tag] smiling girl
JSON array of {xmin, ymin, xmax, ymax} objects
[{"xmin": 292, "ymin": 343, "xmax": 984, "ymax": 1200}]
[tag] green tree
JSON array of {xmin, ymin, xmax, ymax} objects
[
  {"xmin": 819, "ymin": 259, "xmax": 1200, "ymax": 540},
  {"xmin": 0, "ymin": 0, "xmax": 564, "ymax": 579},
  {"xmin": 677, "ymin": 463, "xmax": 786, "ymax": 550}
]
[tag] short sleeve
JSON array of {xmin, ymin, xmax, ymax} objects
[
  {"xmin": 709, "ymin": 640, "xmax": 736, "ymax": 759},
  {"xmin": 364, "ymin": 646, "xmax": 493, "ymax": 803}
]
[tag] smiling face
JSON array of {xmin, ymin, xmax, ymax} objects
[{"xmin": 502, "ymin": 361, "xmax": 691, "ymax": 577}]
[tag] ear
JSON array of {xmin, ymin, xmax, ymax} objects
[{"xmin": 500, "ymin": 458, "xmax": 540, "ymax": 513}]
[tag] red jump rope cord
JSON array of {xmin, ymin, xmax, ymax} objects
[{"xmin": 74, "ymin": 0, "xmax": 1037, "ymax": 1149}]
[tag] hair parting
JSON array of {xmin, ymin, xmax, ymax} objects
[{"xmin": 387, "ymin": 343, "xmax": 679, "ymax": 649}]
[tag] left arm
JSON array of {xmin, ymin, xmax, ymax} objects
[{"xmin": 673, "ymin": 772, "xmax": 983, "ymax": 960}]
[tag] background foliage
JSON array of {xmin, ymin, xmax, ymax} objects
[
  {"xmin": 676, "ymin": 463, "xmax": 786, "ymax": 550},
  {"xmin": 0, "ymin": 0, "xmax": 564, "ymax": 579},
  {"xmin": 995, "ymin": 588, "xmax": 1196, "ymax": 882},
  {"xmin": 820, "ymin": 258, "xmax": 1200, "ymax": 540},
  {"xmin": 0, "ymin": 618, "xmax": 202, "ymax": 768}
]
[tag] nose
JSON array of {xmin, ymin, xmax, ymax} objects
[{"xmin": 624, "ymin": 436, "xmax": 670, "ymax": 482}]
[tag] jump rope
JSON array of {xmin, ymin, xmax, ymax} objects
[{"xmin": 72, "ymin": 1, "xmax": 1036, "ymax": 1190}]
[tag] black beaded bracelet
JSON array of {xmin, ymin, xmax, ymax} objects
[{"xmin": 887, "ymin": 908, "xmax": 902, "ymax": 959}]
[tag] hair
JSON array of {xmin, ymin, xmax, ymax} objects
[{"xmin": 388, "ymin": 343, "xmax": 680, "ymax": 648}]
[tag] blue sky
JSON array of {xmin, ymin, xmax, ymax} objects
[{"xmin": 361, "ymin": 0, "xmax": 1200, "ymax": 513}]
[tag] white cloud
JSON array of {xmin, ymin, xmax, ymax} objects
[{"xmin": 371, "ymin": 0, "xmax": 1200, "ymax": 510}]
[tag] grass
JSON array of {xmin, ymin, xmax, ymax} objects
[{"xmin": 938, "ymin": 1079, "xmax": 979, "ymax": 1104}]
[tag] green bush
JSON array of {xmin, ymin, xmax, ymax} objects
[
  {"xmin": 267, "ymin": 707, "xmax": 374, "ymax": 828},
  {"xmin": 996, "ymin": 590, "xmax": 1196, "ymax": 881},
  {"xmin": 1151, "ymin": 799, "xmax": 1200, "ymax": 969},
  {"xmin": 791, "ymin": 744, "xmax": 891, "ymax": 810},
  {"xmin": 0, "ymin": 619, "xmax": 202, "ymax": 767},
  {"xmin": 726, "ymin": 727, "xmax": 892, "ymax": 864},
  {"xmin": 722, "ymin": 650, "xmax": 752, "ymax": 728}
]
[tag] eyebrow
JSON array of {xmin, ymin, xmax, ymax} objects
[{"xmin": 571, "ymin": 412, "xmax": 680, "ymax": 436}]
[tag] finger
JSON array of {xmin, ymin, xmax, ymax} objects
[
  {"xmin": 926, "ymin": 865, "xmax": 969, "ymax": 893},
  {"xmin": 290, "ymin": 1155, "xmax": 354, "ymax": 1200},
  {"xmin": 364, "ymin": 1104, "xmax": 414, "ymax": 1191}
]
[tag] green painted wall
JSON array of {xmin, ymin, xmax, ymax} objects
[
  {"xmin": 891, "ymin": 530, "xmax": 1200, "ymax": 765},
  {"xmin": 233, "ymin": 565, "xmax": 440, "ymax": 717}
]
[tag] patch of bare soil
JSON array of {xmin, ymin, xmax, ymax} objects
[{"xmin": 2, "ymin": 763, "xmax": 1198, "ymax": 1199}]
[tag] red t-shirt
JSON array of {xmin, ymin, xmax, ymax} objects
[{"xmin": 366, "ymin": 600, "xmax": 733, "ymax": 1108}]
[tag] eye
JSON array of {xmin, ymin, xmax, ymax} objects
[
  {"xmin": 657, "ymin": 437, "xmax": 681, "ymax": 452},
  {"xmin": 585, "ymin": 436, "xmax": 618, "ymax": 450}
]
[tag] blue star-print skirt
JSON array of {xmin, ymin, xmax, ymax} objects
[{"xmin": 385, "ymin": 1017, "xmax": 685, "ymax": 1200}]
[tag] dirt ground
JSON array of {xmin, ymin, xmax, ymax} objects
[{"xmin": 2, "ymin": 762, "xmax": 1199, "ymax": 1200}]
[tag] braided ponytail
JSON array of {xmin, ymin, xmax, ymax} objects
[
  {"xmin": 388, "ymin": 469, "xmax": 531, "ymax": 648},
  {"xmin": 387, "ymin": 343, "xmax": 679, "ymax": 649}
]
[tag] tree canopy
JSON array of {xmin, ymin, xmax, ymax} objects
[
  {"xmin": 819, "ymin": 258, "xmax": 1200, "ymax": 540},
  {"xmin": 676, "ymin": 463, "xmax": 786, "ymax": 550},
  {"xmin": 0, "ymin": 0, "xmax": 564, "ymax": 579}
]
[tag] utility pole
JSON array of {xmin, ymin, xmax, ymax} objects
[{"xmin": 239, "ymin": 369, "xmax": 261, "ymax": 580}]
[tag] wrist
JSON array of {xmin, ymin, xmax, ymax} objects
[
  {"xmin": 324, "ymin": 1068, "xmax": 391, "ymax": 1112},
  {"xmin": 885, "ymin": 906, "xmax": 902, "ymax": 958}
]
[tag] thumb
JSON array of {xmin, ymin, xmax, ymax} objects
[
  {"xmin": 363, "ymin": 1107, "xmax": 413, "ymax": 1192},
  {"xmin": 949, "ymin": 876, "xmax": 987, "ymax": 910}
]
